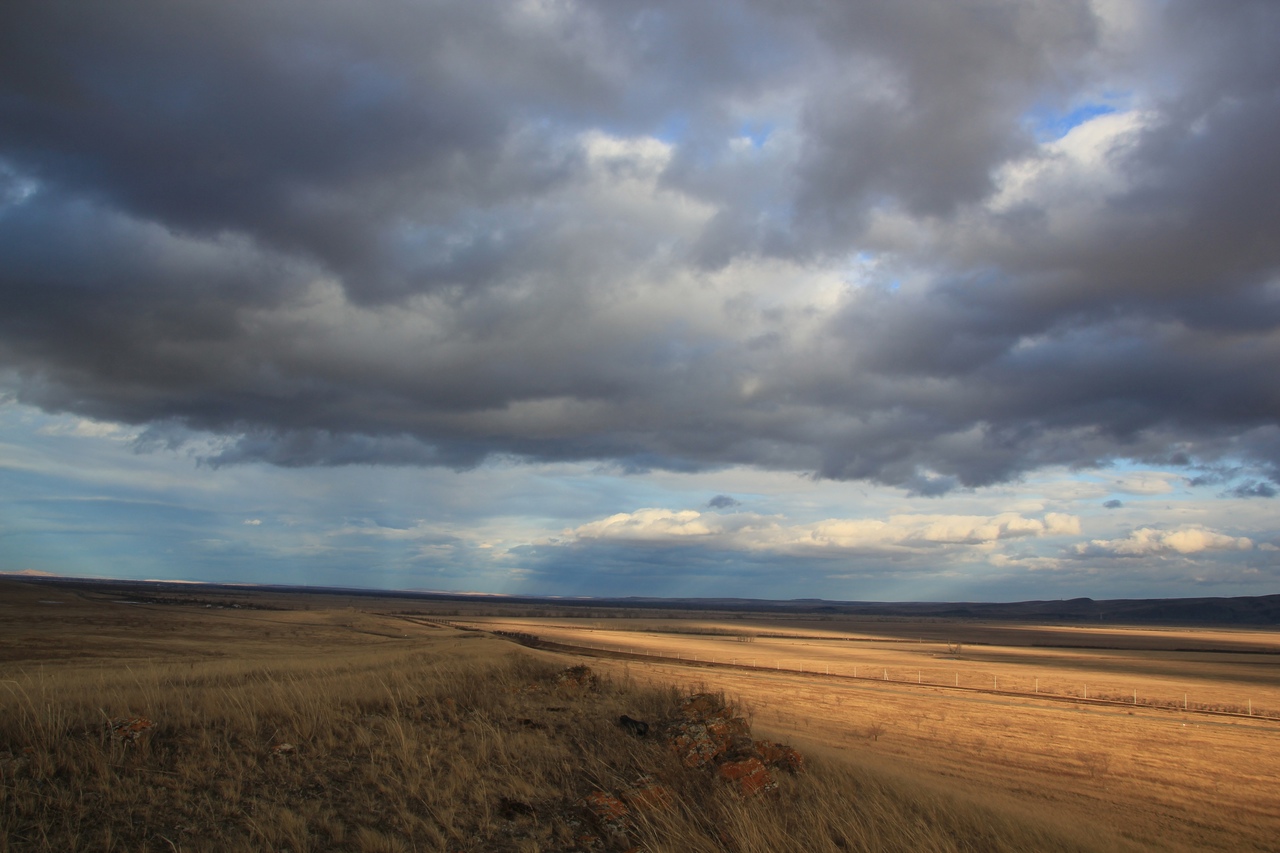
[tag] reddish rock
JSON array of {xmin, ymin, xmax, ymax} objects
[
  {"xmin": 756, "ymin": 740, "xmax": 805, "ymax": 774},
  {"xmin": 717, "ymin": 756, "xmax": 778, "ymax": 797},
  {"xmin": 706, "ymin": 715, "xmax": 752, "ymax": 748},
  {"xmin": 656, "ymin": 692, "xmax": 804, "ymax": 799},
  {"xmin": 109, "ymin": 717, "xmax": 154, "ymax": 744},
  {"xmin": 621, "ymin": 776, "xmax": 673, "ymax": 811},
  {"xmin": 679, "ymin": 693, "xmax": 724, "ymax": 718},
  {"xmin": 581, "ymin": 790, "xmax": 631, "ymax": 837},
  {"xmin": 666, "ymin": 721, "xmax": 719, "ymax": 768},
  {"xmin": 662, "ymin": 693, "xmax": 752, "ymax": 768}
]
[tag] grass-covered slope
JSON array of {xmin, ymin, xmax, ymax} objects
[{"xmin": 2, "ymin": 635, "xmax": 1107, "ymax": 853}]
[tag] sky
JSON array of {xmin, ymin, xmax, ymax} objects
[{"xmin": 2, "ymin": 0, "xmax": 1279, "ymax": 601}]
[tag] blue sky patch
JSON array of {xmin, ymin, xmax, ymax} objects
[{"xmin": 1026, "ymin": 100, "xmax": 1119, "ymax": 142}]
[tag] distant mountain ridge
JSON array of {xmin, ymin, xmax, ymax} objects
[
  {"xmin": 4, "ymin": 574, "xmax": 1279, "ymax": 626},
  {"xmin": 591, "ymin": 594, "xmax": 1280, "ymax": 625}
]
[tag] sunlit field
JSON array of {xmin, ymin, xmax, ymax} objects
[
  {"xmin": 3, "ymin": 579, "xmax": 1277, "ymax": 851},
  {"xmin": 451, "ymin": 612, "xmax": 1280, "ymax": 851},
  {"xmin": 454, "ymin": 615, "xmax": 1280, "ymax": 714}
]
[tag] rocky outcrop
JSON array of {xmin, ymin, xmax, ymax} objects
[
  {"xmin": 658, "ymin": 693, "xmax": 803, "ymax": 797},
  {"xmin": 560, "ymin": 690, "xmax": 805, "ymax": 851},
  {"xmin": 661, "ymin": 693, "xmax": 752, "ymax": 768},
  {"xmin": 620, "ymin": 775, "xmax": 672, "ymax": 811},
  {"xmin": 755, "ymin": 740, "xmax": 805, "ymax": 774},
  {"xmin": 716, "ymin": 756, "xmax": 777, "ymax": 797},
  {"xmin": 581, "ymin": 790, "xmax": 631, "ymax": 840},
  {"xmin": 574, "ymin": 776, "xmax": 673, "ymax": 851}
]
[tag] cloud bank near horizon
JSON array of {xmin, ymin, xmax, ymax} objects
[{"xmin": 4, "ymin": 397, "xmax": 1278, "ymax": 599}]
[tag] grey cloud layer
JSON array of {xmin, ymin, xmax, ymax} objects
[{"xmin": 2, "ymin": 0, "xmax": 1278, "ymax": 491}]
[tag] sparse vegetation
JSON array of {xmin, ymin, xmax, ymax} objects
[
  {"xmin": 3, "ymin": 579, "xmax": 1278, "ymax": 852},
  {"xmin": 1, "ymin": 640, "xmax": 1103, "ymax": 852}
]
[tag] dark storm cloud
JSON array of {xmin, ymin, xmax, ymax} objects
[
  {"xmin": 791, "ymin": 1, "xmax": 1098, "ymax": 235},
  {"xmin": 2, "ymin": 0, "xmax": 1279, "ymax": 492},
  {"xmin": 707, "ymin": 494, "xmax": 740, "ymax": 509},
  {"xmin": 1227, "ymin": 481, "xmax": 1276, "ymax": 500}
]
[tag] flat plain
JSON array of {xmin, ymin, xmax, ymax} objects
[
  {"xmin": 2, "ymin": 578, "xmax": 1278, "ymax": 851},
  {"xmin": 451, "ymin": 611, "xmax": 1280, "ymax": 851}
]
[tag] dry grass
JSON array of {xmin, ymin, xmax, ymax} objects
[
  {"xmin": 0, "ymin": 580, "xmax": 1125, "ymax": 852},
  {"xmin": 465, "ymin": 615, "xmax": 1280, "ymax": 852},
  {"xmin": 0, "ymin": 649, "xmax": 1104, "ymax": 853},
  {"xmin": 459, "ymin": 616, "xmax": 1280, "ymax": 716},
  {"xmin": 1, "ymin": 641, "xmax": 657, "ymax": 851}
]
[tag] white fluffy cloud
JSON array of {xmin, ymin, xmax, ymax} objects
[
  {"xmin": 571, "ymin": 508, "xmax": 714, "ymax": 541},
  {"xmin": 1107, "ymin": 473, "xmax": 1180, "ymax": 496},
  {"xmin": 1077, "ymin": 525, "xmax": 1253, "ymax": 557},
  {"xmin": 566, "ymin": 508, "xmax": 1081, "ymax": 555}
]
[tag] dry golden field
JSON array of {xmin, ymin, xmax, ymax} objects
[
  {"xmin": 2, "ymin": 578, "xmax": 1277, "ymax": 851},
  {"xmin": 456, "ymin": 612, "xmax": 1280, "ymax": 852}
]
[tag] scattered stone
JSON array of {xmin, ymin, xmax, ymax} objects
[
  {"xmin": 518, "ymin": 717, "xmax": 548, "ymax": 731},
  {"xmin": 678, "ymin": 693, "xmax": 723, "ymax": 719},
  {"xmin": 755, "ymin": 740, "xmax": 805, "ymax": 774},
  {"xmin": 270, "ymin": 742, "xmax": 296, "ymax": 756},
  {"xmin": 573, "ymin": 832, "xmax": 606, "ymax": 852},
  {"xmin": 580, "ymin": 790, "xmax": 631, "ymax": 838},
  {"xmin": 717, "ymin": 756, "xmax": 778, "ymax": 797},
  {"xmin": 109, "ymin": 716, "xmax": 154, "ymax": 744},
  {"xmin": 620, "ymin": 775, "xmax": 673, "ymax": 811},
  {"xmin": 617, "ymin": 714, "xmax": 649, "ymax": 737},
  {"xmin": 556, "ymin": 665, "xmax": 600, "ymax": 690}
]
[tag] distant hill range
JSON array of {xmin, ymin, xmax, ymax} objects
[
  {"xmin": 784, "ymin": 595, "xmax": 1280, "ymax": 625},
  {"xmin": 5, "ymin": 573, "xmax": 1279, "ymax": 626},
  {"xmin": 588, "ymin": 594, "xmax": 1280, "ymax": 625}
]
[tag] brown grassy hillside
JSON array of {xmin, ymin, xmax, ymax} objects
[{"xmin": 0, "ymin": 580, "xmax": 1121, "ymax": 852}]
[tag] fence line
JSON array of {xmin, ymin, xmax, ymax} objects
[{"xmin": 472, "ymin": 625, "xmax": 1278, "ymax": 722}]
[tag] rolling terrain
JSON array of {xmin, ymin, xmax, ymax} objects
[{"xmin": 2, "ymin": 578, "xmax": 1277, "ymax": 851}]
